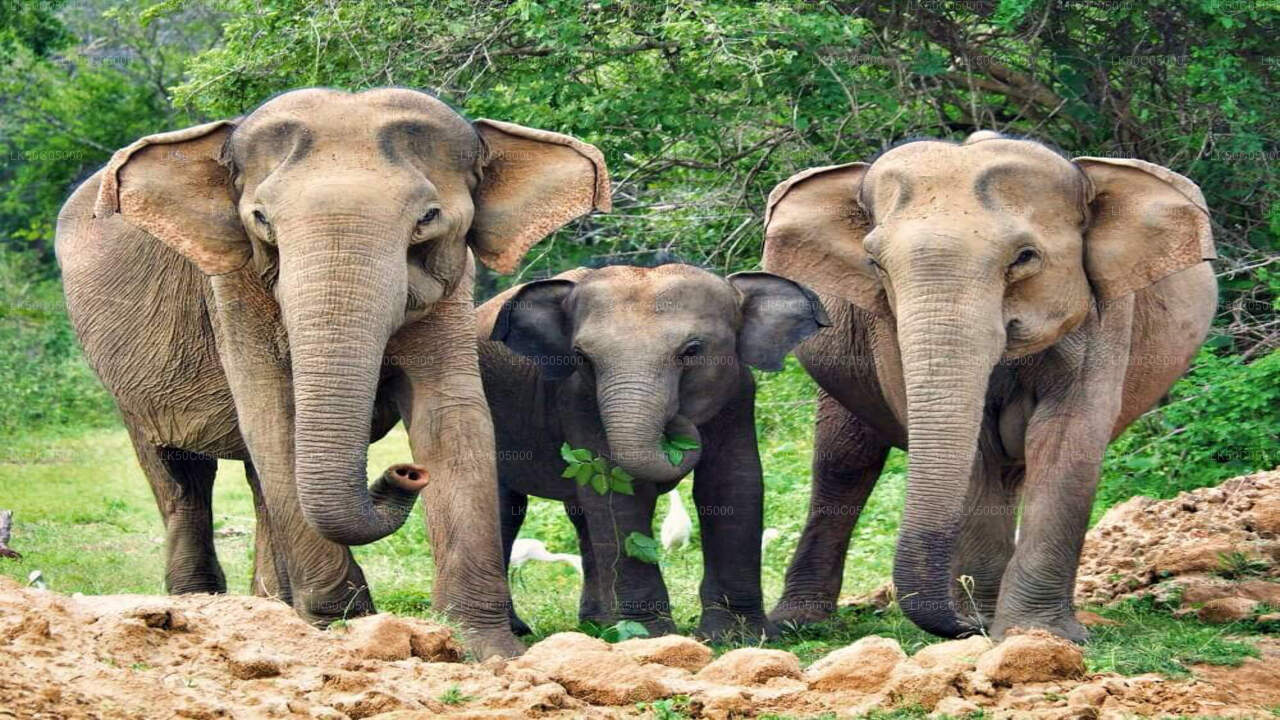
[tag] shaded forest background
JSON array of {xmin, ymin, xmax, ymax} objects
[{"xmin": 2, "ymin": 0, "xmax": 1277, "ymax": 501}]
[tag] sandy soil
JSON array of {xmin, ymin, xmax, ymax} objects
[{"xmin": 2, "ymin": 470, "xmax": 1278, "ymax": 719}]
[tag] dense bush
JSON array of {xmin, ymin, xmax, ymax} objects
[
  {"xmin": 0, "ymin": 0, "xmax": 1275, "ymax": 511},
  {"xmin": 1097, "ymin": 348, "xmax": 1280, "ymax": 512}
]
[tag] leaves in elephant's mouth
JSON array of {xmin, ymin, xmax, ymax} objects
[
  {"xmin": 659, "ymin": 434, "xmax": 700, "ymax": 466},
  {"xmin": 559, "ymin": 442, "xmax": 635, "ymax": 495}
]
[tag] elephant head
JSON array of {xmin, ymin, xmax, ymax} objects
[
  {"xmin": 763, "ymin": 132, "xmax": 1214, "ymax": 636},
  {"xmin": 491, "ymin": 265, "xmax": 828, "ymax": 482},
  {"xmin": 95, "ymin": 88, "xmax": 609, "ymax": 546}
]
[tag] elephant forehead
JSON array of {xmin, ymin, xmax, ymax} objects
[
  {"xmin": 576, "ymin": 266, "xmax": 736, "ymax": 317},
  {"xmin": 867, "ymin": 141, "xmax": 1082, "ymax": 219},
  {"xmin": 235, "ymin": 89, "xmax": 477, "ymax": 168}
]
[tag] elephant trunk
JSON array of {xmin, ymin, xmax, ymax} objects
[
  {"xmin": 892, "ymin": 275, "xmax": 1004, "ymax": 638},
  {"xmin": 279, "ymin": 223, "xmax": 416, "ymax": 546},
  {"xmin": 596, "ymin": 365, "xmax": 701, "ymax": 482}
]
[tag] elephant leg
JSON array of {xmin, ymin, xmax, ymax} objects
[
  {"xmin": 576, "ymin": 481, "xmax": 675, "ymax": 636},
  {"xmin": 208, "ymin": 270, "xmax": 374, "ymax": 626},
  {"xmin": 127, "ymin": 426, "xmax": 225, "ymax": 595},
  {"xmin": 992, "ymin": 298, "xmax": 1132, "ymax": 643},
  {"xmin": 771, "ymin": 392, "xmax": 888, "ymax": 627},
  {"xmin": 952, "ymin": 459, "xmax": 1022, "ymax": 626},
  {"xmin": 691, "ymin": 377, "xmax": 774, "ymax": 641},
  {"xmin": 499, "ymin": 487, "xmax": 532, "ymax": 635},
  {"xmin": 390, "ymin": 287, "xmax": 522, "ymax": 660},
  {"xmin": 245, "ymin": 461, "xmax": 292, "ymax": 603},
  {"xmin": 566, "ymin": 499, "xmax": 610, "ymax": 625}
]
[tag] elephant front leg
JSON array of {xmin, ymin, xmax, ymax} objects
[
  {"xmin": 565, "ymin": 499, "xmax": 612, "ymax": 625},
  {"xmin": 392, "ymin": 298, "xmax": 522, "ymax": 660},
  {"xmin": 772, "ymin": 392, "xmax": 888, "ymax": 627},
  {"xmin": 575, "ymin": 482, "xmax": 675, "ymax": 636},
  {"xmin": 691, "ymin": 382, "xmax": 774, "ymax": 641},
  {"xmin": 951, "ymin": 460, "xmax": 1022, "ymax": 627},
  {"xmin": 992, "ymin": 302, "xmax": 1132, "ymax": 643}
]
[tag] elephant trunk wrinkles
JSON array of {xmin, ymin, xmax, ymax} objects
[
  {"xmin": 892, "ymin": 279, "xmax": 1003, "ymax": 638},
  {"xmin": 596, "ymin": 366, "xmax": 701, "ymax": 483},
  {"xmin": 279, "ymin": 224, "xmax": 413, "ymax": 546}
]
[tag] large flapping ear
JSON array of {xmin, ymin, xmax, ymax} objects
[
  {"xmin": 490, "ymin": 278, "xmax": 578, "ymax": 380},
  {"xmin": 761, "ymin": 162, "xmax": 888, "ymax": 316},
  {"xmin": 95, "ymin": 120, "xmax": 248, "ymax": 275},
  {"xmin": 470, "ymin": 120, "xmax": 611, "ymax": 274},
  {"xmin": 728, "ymin": 271, "xmax": 832, "ymax": 371},
  {"xmin": 1074, "ymin": 157, "xmax": 1215, "ymax": 300}
]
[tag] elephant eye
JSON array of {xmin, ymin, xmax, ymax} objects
[
  {"xmin": 573, "ymin": 348, "xmax": 592, "ymax": 370},
  {"xmin": 679, "ymin": 340, "xmax": 703, "ymax": 360},
  {"xmin": 1010, "ymin": 247, "xmax": 1039, "ymax": 267},
  {"xmin": 418, "ymin": 207, "xmax": 441, "ymax": 225},
  {"xmin": 252, "ymin": 209, "xmax": 269, "ymax": 226}
]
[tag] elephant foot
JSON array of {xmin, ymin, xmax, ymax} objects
[
  {"xmin": 696, "ymin": 606, "xmax": 778, "ymax": 643},
  {"xmin": 385, "ymin": 464, "xmax": 430, "ymax": 492},
  {"xmin": 768, "ymin": 596, "xmax": 835, "ymax": 630},
  {"xmin": 465, "ymin": 627, "xmax": 526, "ymax": 660},
  {"xmin": 297, "ymin": 585, "xmax": 377, "ymax": 628},
  {"xmin": 989, "ymin": 611, "xmax": 1089, "ymax": 645}
]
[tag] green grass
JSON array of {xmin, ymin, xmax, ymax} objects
[
  {"xmin": 1083, "ymin": 598, "xmax": 1261, "ymax": 677},
  {"xmin": 0, "ymin": 358, "xmax": 1269, "ymax": 676}
]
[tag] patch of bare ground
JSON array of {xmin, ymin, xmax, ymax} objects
[{"xmin": 4, "ymin": 470, "xmax": 1278, "ymax": 718}]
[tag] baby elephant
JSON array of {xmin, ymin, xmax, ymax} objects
[{"xmin": 475, "ymin": 264, "xmax": 829, "ymax": 640}]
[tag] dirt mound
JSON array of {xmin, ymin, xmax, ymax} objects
[
  {"xmin": 4, "ymin": 470, "xmax": 1280, "ymax": 718},
  {"xmin": 3, "ymin": 575, "xmax": 1279, "ymax": 719},
  {"xmin": 1077, "ymin": 468, "xmax": 1280, "ymax": 623}
]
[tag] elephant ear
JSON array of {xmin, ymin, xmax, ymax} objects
[
  {"xmin": 761, "ymin": 162, "xmax": 888, "ymax": 317},
  {"xmin": 490, "ymin": 278, "xmax": 578, "ymax": 380},
  {"xmin": 95, "ymin": 120, "xmax": 249, "ymax": 275},
  {"xmin": 1075, "ymin": 157, "xmax": 1216, "ymax": 300},
  {"xmin": 728, "ymin": 271, "xmax": 832, "ymax": 371},
  {"xmin": 470, "ymin": 120, "xmax": 611, "ymax": 274}
]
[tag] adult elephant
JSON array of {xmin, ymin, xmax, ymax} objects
[
  {"xmin": 55, "ymin": 87, "xmax": 610, "ymax": 659},
  {"xmin": 762, "ymin": 131, "xmax": 1216, "ymax": 642}
]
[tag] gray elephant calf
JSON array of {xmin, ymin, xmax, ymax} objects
[{"xmin": 475, "ymin": 264, "xmax": 829, "ymax": 640}]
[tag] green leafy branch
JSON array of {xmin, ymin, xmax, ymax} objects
[{"xmin": 560, "ymin": 443, "xmax": 634, "ymax": 495}]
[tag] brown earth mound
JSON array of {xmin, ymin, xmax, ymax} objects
[
  {"xmin": 1076, "ymin": 469, "xmax": 1280, "ymax": 623},
  {"xmin": 3, "ymin": 470, "xmax": 1279, "ymax": 718},
  {"xmin": 3, "ymin": 575, "xmax": 1279, "ymax": 719}
]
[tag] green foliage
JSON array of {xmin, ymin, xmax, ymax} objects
[
  {"xmin": 659, "ymin": 433, "xmax": 700, "ymax": 466},
  {"xmin": 559, "ymin": 442, "xmax": 635, "ymax": 495},
  {"xmin": 437, "ymin": 685, "xmax": 473, "ymax": 706},
  {"xmin": 578, "ymin": 618, "xmax": 650, "ymax": 642},
  {"xmin": 624, "ymin": 531, "xmax": 662, "ymax": 565},
  {"xmin": 1084, "ymin": 597, "xmax": 1260, "ymax": 676},
  {"xmin": 637, "ymin": 695, "xmax": 694, "ymax": 720},
  {"xmin": 1097, "ymin": 348, "xmax": 1280, "ymax": 515},
  {"xmin": 0, "ymin": 0, "xmax": 221, "ymax": 264},
  {"xmin": 1216, "ymin": 551, "xmax": 1270, "ymax": 580}
]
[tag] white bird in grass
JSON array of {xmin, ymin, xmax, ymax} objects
[
  {"xmin": 661, "ymin": 492, "xmax": 693, "ymax": 550},
  {"xmin": 761, "ymin": 527, "xmax": 782, "ymax": 553},
  {"xmin": 509, "ymin": 538, "xmax": 582, "ymax": 575}
]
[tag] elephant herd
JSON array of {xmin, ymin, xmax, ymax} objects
[{"xmin": 55, "ymin": 88, "xmax": 1216, "ymax": 660}]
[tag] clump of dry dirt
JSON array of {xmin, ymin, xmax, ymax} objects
[
  {"xmin": 1077, "ymin": 469, "xmax": 1280, "ymax": 623},
  {"xmin": 4, "ymin": 470, "xmax": 1279, "ymax": 718},
  {"xmin": 3, "ymin": 575, "xmax": 1279, "ymax": 719}
]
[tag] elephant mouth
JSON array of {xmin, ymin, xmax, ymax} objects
[{"xmin": 607, "ymin": 414, "xmax": 702, "ymax": 482}]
